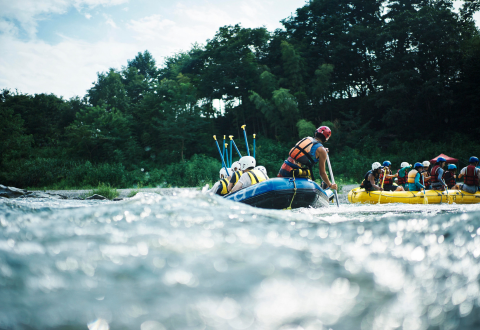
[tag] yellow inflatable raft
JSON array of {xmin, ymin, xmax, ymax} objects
[{"xmin": 348, "ymin": 187, "xmax": 480, "ymax": 204}]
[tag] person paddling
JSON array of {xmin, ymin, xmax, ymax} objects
[
  {"xmin": 422, "ymin": 161, "xmax": 431, "ymax": 190},
  {"xmin": 360, "ymin": 162, "xmax": 384, "ymax": 191},
  {"xmin": 397, "ymin": 162, "xmax": 411, "ymax": 191},
  {"xmin": 444, "ymin": 164, "xmax": 459, "ymax": 190},
  {"xmin": 430, "ymin": 157, "xmax": 447, "ymax": 191},
  {"xmin": 277, "ymin": 126, "xmax": 337, "ymax": 191},
  {"xmin": 407, "ymin": 163, "xmax": 426, "ymax": 192},
  {"xmin": 379, "ymin": 161, "xmax": 404, "ymax": 191},
  {"xmin": 458, "ymin": 156, "xmax": 480, "ymax": 193}
]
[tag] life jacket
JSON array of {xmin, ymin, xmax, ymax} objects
[
  {"xmin": 247, "ymin": 169, "xmax": 268, "ymax": 186},
  {"xmin": 215, "ymin": 178, "xmax": 229, "ymax": 196},
  {"xmin": 360, "ymin": 170, "xmax": 374, "ymax": 189},
  {"xmin": 422, "ymin": 171, "xmax": 431, "ymax": 187},
  {"xmin": 229, "ymin": 170, "xmax": 243, "ymax": 187},
  {"xmin": 288, "ymin": 137, "xmax": 323, "ymax": 168},
  {"xmin": 278, "ymin": 137, "xmax": 322, "ymax": 180},
  {"xmin": 430, "ymin": 165, "xmax": 443, "ymax": 183},
  {"xmin": 464, "ymin": 165, "xmax": 479, "ymax": 186},
  {"xmin": 379, "ymin": 168, "xmax": 393, "ymax": 185},
  {"xmin": 444, "ymin": 171, "xmax": 456, "ymax": 188},
  {"xmin": 397, "ymin": 169, "xmax": 408, "ymax": 185},
  {"xmin": 407, "ymin": 169, "xmax": 419, "ymax": 184}
]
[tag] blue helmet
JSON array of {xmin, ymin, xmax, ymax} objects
[
  {"xmin": 383, "ymin": 161, "xmax": 391, "ymax": 167},
  {"xmin": 448, "ymin": 164, "xmax": 457, "ymax": 170},
  {"xmin": 469, "ymin": 156, "xmax": 479, "ymax": 164},
  {"xmin": 436, "ymin": 157, "xmax": 446, "ymax": 163},
  {"xmin": 414, "ymin": 162, "xmax": 423, "ymax": 169}
]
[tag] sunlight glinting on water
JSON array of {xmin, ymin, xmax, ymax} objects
[{"xmin": 1, "ymin": 191, "xmax": 480, "ymax": 329}]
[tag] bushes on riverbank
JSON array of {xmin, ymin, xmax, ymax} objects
[
  {"xmin": 0, "ymin": 134, "xmax": 477, "ymax": 189},
  {"xmin": 0, "ymin": 154, "xmax": 221, "ymax": 189}
]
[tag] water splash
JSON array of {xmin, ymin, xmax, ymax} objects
[{"xmin": 1, "ymin": 192, "xmax": 480, "ymax": 329}]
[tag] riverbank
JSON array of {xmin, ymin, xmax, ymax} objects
[{"xmin": 38, "ymin": 187, "xmax": 198, "ymax": 199}]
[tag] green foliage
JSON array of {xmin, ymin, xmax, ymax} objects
[
  {"xmin": 296, "ymin": 119, "xmax": 316, "ymax": 138},
  {"xmin": 1, "ymin": 2, "xmax": 480, "ymax": 188},
  {"xmin": 90, "ymin": 183, "xmax": 119, "ymax": 200}
]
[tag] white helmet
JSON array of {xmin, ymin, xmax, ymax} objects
[
  {"xmin": 231, "ymin": 161, "xmax": 241, "ymax": 172},
  {"xmin": 422, "ymin": 161, "xmax": 430, "ymax": 167},
  {"xmin": 372, "ymin": 162, "xmax": 383, "ymax": 171},
  {"xmin": 219, "ymin": 168, "xmax": 232, "ymax": 179},
  {"xmin": 254, "ymin": 166, "xmax": 267, "ymax": 176},
  {"xmin": 239, "ymin": 156, "xmax": 256, "ymax": 170},
  {"xmin": 400, "ymin": 162, "xmax": 411, "ymax": 168}
]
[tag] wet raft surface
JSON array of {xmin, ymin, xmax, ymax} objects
[{"xmin": 1, "ymin": 191, "xmax": 480, "ymax": 329}]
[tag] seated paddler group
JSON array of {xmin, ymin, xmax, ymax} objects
[
  {"xmin": 208, "ymin": 125, "xmax": 338, "ymax": 196},
  {"xmin": 360, "ymin": 156, "xmax": 480, "ymax": 194}
]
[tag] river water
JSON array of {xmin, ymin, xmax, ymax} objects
[{"xmin": 1, "ymin": 191, "xmax": 480, "ymax": 330}]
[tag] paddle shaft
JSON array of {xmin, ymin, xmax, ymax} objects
[
  {"xmin": 231, "ymin": 140, "xmax": 242, "ymax": 158},
  {"xmin": 213, "ymin": 136, "xmax": 229, "ymax": 175},
  {"xmin": 326, "ymin": 154, "xmax": 340, "ymax": 208},
  {"xmin": 241, "ymin": 125, "xmax": 250, "ymax": 156},
  {"xmin": 378, "ymin": 168, "xmax": 386, "ymax": 204}
]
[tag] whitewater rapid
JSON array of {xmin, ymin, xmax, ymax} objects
[{"xmin": 1, "ymin": 191, "xmax": 480, "ymax": 330}]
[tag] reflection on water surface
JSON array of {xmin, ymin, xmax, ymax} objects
[{"xmin": 1, "ymin": 192, "xmax": 480, "ymax": 330}]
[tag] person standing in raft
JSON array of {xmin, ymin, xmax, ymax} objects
[
  {"xmin": 430, "ymin": 157, "xmax": 448, "ymax": 190},
  {"xmin": 458, "ymin": 156, "xmax": 480, "ymax": 193},
  {"xmin": 407, "ymin": 163, "xmax": 426, "ymax": 191},
  {"xmin": 379, "ymin": 161, "xmax": 404, "ymax": 191},
  {"xmin": 444, "ymin": 164, "xmax": 460, "ymax": 190},
  {"xmin": 277, "ymin": 126, "xmax": 338, "ymax": 191},
  {"xmin": 360, "ymin": 162, "xmax": 384, "ymax": 191},
  {"xmin": 230, "ymin": 158, "xmax": 269, "ymax": 193},
  {"xmin": 397, "ymin": 162, "xmax": 411, "ymax": 191}
]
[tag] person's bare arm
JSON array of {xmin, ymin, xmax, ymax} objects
[
  {"xmin": 316, "ymin": 147, "xmax": 338, "ymax": 190},
  {"xmin": 369, "ymin": 174, "xmax": 383, "ymax": 191},
  {"xmin": 230, "ymin": 182, "xmax": 243, "ymax": 193}
]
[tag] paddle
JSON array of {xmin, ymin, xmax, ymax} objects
[
  {"xmin": 213, "ymin": 135, "xmax": 230, "ymax": 176},
  {"xmin": 422, "ymin": 175, "xmax": 428, "ymax": 204},
  {"xmin": 229, "ymin": 135, "xmax": 242, "ymax": 158},
  {"xmin": 326, "ymin": 153, "xmax": 340, "ymax": 208},
  {"xmin": 224, "ymin": 143, "xmax": 229, "ymax": 167},
  {"xmin": 443, "ymin": 179, "xmax": 450, "ymax": 204},
  {"xmin": 241, "ymin": 125, "xmax": 250, "ymax": 156},
  {"xmin": 229, "ymin": 137, "xmax": 233, "ymax": 166},
  {"xmin": 253, "ymin": 134, "xmax": 256, "ymax": 159},
  {"xmin": 378, "ymin": 168, "xmax": 386, "ymax": 204}
]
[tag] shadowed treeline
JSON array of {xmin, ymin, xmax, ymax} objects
[{"xmin": 1, "ymin": 0, "xmax": 479, "ymax": 188}]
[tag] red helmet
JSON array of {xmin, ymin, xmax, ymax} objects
[{"xmin": 316, "ymin": 126, "xmax": 331, "ymax": 140}]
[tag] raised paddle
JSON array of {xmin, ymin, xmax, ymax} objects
[
  {"xmin": 253, "ymin": 134, "xmax": 256, "ymax": 159},
  {"xmin": 229, "ymin": 136, "xmax": 242, "ymax": 158},
  {"xmin": 241, "ymin": 125, "xmax": 250, "ymax": 156},
  {"xmin": 213, "ymin": 135, "xmax": 229, "ymax": 175},
  {"xmin": 378, "ymin": 168, "xmax": 386, "ymax": 204},
  {"xmin": 326, "ymin": 153, "xmax": 340, "ymax": 208}
]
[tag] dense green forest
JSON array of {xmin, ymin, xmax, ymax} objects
[{"xmin": 1, "ymin": 0, "xmax": 480, "ymax": 189}]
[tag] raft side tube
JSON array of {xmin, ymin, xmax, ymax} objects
[
  {"xmin": 348, "ymin": 187, "xmax": 480, "ymax": 204},
  {"xmin": 225, "ymin": 177, "xmax": 332, "ymax": 209}
]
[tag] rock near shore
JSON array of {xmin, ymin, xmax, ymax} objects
[{"xmin": 0, "ymin": 184, "xmax": 67, "ymax": 199}]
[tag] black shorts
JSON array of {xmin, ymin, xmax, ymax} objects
[{"xmin": 383, "ymin": 184, "xmax": 397, "ymax": 191}]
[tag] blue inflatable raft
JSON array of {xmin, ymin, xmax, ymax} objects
[{"xmin": 224, "ymin": 177, "xmax": 334, "ymax": 209}]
